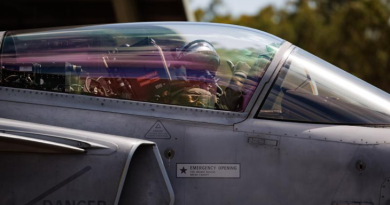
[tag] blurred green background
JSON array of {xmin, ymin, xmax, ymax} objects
[{"xmin": 192, "ymin": 0, "xmax": 390, "ymax": 92}]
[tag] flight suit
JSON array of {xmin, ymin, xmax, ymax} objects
[
  {"xmin": 169, "ymin": 66, "xmax": 217, "ymax": 109},
  {"xmin": 170, "ymin": 61, "xmax": 253, "ymax": 110},
  {"xmin": 171, "ymin": 86, "xmax": 216, "ymax": 109},
  {"xmin": 217, "ymin": 61, "xmax": 252, "ymax": 111}
]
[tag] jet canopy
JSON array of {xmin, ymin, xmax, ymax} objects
[
  {"xmin": 0, "ymin": 23, "xmax": 282, "ymax": 112},
  {"xmin": 1, "ymin": 22, "xmax": 390, "ymax": 125},
  {"xmin": 259, "ymin": 48, "xmax": 390, "ymax": 125}
]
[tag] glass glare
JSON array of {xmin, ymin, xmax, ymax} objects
[
  {"xmin": 0, "ymin": 23, "xmax": 283, "ymax": 112},
  {"xmin": 259, "ymin": 48, "xmax": 390, "ymax": 124}
]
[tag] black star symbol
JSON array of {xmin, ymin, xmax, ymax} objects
[{"xmin": 180, "ymin": 167, "xmax": 187, "ymax": 174}]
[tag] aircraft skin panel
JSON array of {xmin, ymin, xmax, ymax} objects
[
  {"xmin": 0, "ymin": 132, "xmax": 86, "ymax": 153},
  {"xmin": 233, "ymin": 118, "xmax": 390, "ymax": 204},
  {"xmin": 1, "ymin": 130, "xmax": 117, "ymax": 155},
  {"xmin": 153, "ymin": 145, "xmax": 176, "ymax": 205},
  {"xmin": 0, "ymin": 133, "xmax": 128, "ymax": 204},
  {"xmin": 179, "ymin": 127, "xmax": 357, "ymax": 204},
  {"xmin": 0, "ymin": 86, "xmax": 247, "ymax": 125},
  {"xmin": 0, "ymin": 118, "xmax": 174, "ymax": 205},
  {"xmin": 235, "ymin": 118, "xmax": 389, "ymax": 145},
  {"xmin": 0, "ymin": 99, "xmax": 388, "ymax": 204},
  {"xmin": 332, "ymin": 144, "xmax": 388, "ymax": 203},
  {"xmin": 114, "ymin": 141, "xmax": 174, "ymax": 205}
]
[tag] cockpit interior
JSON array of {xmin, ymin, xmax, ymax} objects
[{"xmin": 0, "ymin": 25, "xmax": 278, "ymax": 112}]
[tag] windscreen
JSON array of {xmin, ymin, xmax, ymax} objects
[
  {"xmin": 0, "ymin": 23, "xmax": 283, "ymax": 112},
  {"xmin": 259, "ymin": 48, "xmax": 390, "ymax": 125}
]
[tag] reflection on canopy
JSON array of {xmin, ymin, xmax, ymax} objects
[
  {"xmin": 0, "ymin": 23, "xmax": 283, "ymax": 112},
  {"xmin": 259, "ymin": 48, "xmax": 390, "ymax": 125}
]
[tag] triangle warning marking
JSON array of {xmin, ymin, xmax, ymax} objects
[{"xmin": 145, "ymin": 121, "xmax": 171, "ymax": 139}]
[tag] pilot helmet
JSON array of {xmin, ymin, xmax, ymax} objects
[{"xmin": 176, "ymin": 40, "xmax": 220, "ymax": 74}]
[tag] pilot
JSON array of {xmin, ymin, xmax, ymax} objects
[
  {"xmin": 170, "ymin": 39, "xmax": 253, "ymax": 111},
  {"xmin": 217, "ymin": 61, "xmax": 252, "ymax": 111},
  {"xmin": 170, "ymin": 40, "xmax": 221, "ymax": 109}
]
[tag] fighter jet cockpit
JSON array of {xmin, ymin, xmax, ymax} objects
[
  {"xmin": 3, "ymin": 22, "xmax": 390, "ymax": 205},
  {"xmin": 3, "ymin": 23, "xmax": 390, "ymax": 125},
  {"xmin": 258, "ymin": 48, "xmax": 390, "ymax": 125},
  {"xmin": 0, "ymin": 23, "xmax": 283, "ymax": 112}
]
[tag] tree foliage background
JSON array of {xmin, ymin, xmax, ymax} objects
[{"xmin": 195, "ymin": 0, "xmax": 390, "ymax": 92}]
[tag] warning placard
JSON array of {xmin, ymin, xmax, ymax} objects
[
  {"xmin": 145, "ymin": 121, "xmax": 171, "ymax": 139},
  {"xmin": 177, "ymin": 164, "xmax": 240, "ymax": 178}
]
